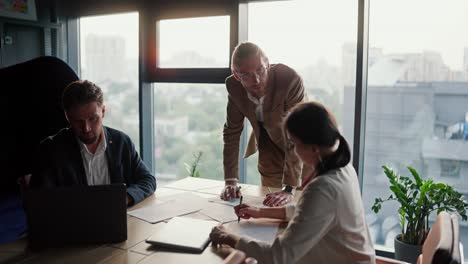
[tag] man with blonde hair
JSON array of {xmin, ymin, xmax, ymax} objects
[{"xmin": 221, "ymin": 42, "xmax": 307, "ymax": 206}]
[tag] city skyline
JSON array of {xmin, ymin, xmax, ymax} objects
[{"xmin": 79, "ymin": 0, "xmax": 468, "ymax": 70}]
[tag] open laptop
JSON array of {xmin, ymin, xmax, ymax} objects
[{"xmin": 24, "ymin": 184, "xmax": 127, "ymax": 248}]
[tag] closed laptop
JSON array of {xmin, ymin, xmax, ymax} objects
[
  {"xmin": 24, "ymin": 184, "xmax": 127, "ymax": 248},
  {"xmin": 146, "ymin": 216, "xmax": 218, "ymax": 253}
]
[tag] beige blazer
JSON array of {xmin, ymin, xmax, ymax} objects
[{"xmin": 223, "ymin": 64, "xmax": 306, "ymax": 186}]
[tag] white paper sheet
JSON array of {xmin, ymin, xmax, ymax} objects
[
  {"xmin": 208, "ymin": 195, "xmax": 266, "ymax": 208},
  {"xmin": 199, "ymin": 202, "xmax": 238, "ymax": 223},
  {"xmin": 164, "ymin": 177, "xmax": 225, "ymax": 191},
  {"xmin": 225, "ymin": 219, "xmax": 280, "ymax": 243},
  {"xmin": 127, "ymin": 192, "xmax": 209, "ymax": 223}
]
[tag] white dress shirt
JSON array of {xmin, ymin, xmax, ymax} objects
[
  {"xmin": 78, "ymin": 133, "xmax": 110, "ymax": 186},
  {"xmin": 246, "ymin": 92, "xmax": 265, "ymax": 123}
]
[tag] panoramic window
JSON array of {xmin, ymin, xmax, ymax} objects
[
  {"xmin": 361, "ymin": 0, "xmax": 468, "ymax": 255},
  {"xmin": 247, "ymin": 0, "xmax": 358, "ymax": 184},
  {"xmin": 157, "ymin": 16, "xmax": 230, "ymax": 68},
  {"xmin": 153, "ymin": 83, "xmax": 227, "ymax": 185},
  {"xmin": 79, "ymin": 12, "xmax": 140, "ymax": 148}
]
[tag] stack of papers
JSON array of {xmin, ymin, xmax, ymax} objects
[
  {"xmin": 208, "ymin": 195, "xmax": 266, "ymax": 208},
  {"xmin": 128, "ymin": 193, "xmax": 208, "ymax": 223}
]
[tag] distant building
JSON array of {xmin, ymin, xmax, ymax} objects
[
  {"xmin": 342, "ymin": 46, "xmax": 468, "ymax": 250},
  {"xmin": 84, "ymin": 34, "xmax": 126, "ymax": 83},
  {"xmin": 341, "ymin": 43, "xmax": 383, "ymax": 86},
  {"xmin": 344, "ymin": 81, "xmax": 468, "ymax": 247},
  {"xmin": 343, "ymin": 46, "xmax": 468, "ymax": 86},
  {"xmin": 345, "ymin": 82, "xmax": 468, "ymax": 189}
]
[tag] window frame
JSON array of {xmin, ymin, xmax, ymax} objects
[
  {"xmin": 138, "ymin": 1, "xmax": 247, "ymax": 178},
  {"xmin": 141, "ymin": 1, "xmax": 238, "ymax": 83}
]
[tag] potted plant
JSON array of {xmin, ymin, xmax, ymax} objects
[
  {"xmin": 185, "ymin": 151, "xmax": 203, "ymax": 178},
  {"xmin": 372, "ymin": 165, "xmax": 468, "ymax": 263}
]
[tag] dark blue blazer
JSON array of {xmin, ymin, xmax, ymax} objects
[{"xmin": 30, "ymin": 126, "xmax": 156, "ymax": 205}]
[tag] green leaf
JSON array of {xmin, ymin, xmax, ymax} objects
[{"xmin": 408, "ymin": 166, "xmax": 422, "ymax": 186}]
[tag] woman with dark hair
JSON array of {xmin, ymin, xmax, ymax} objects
[{"xmin": 210, "ymin": 102, "xmax": 375, "ymax": 264}]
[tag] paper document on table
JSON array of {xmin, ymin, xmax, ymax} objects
[
  {"xmin": 164, "ymin": 177, "xmax": 225, "ymax": 191},
  {"xmin": 128, "ymin": 192, "xmax": 209, "ymax": 223},
  {"xmin": 209, "ymin": 195, "xmax": 266, "ymax": 208},
  {"xmin": 225, "ymin": 219, "xmax": 280, "ymax": 243},
  {"xmin": 199, "ymin": 202, "xmax": 238, "ymax": 223}
]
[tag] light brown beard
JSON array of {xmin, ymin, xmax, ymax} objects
[{"xmin": 78, "ymin": 135, "xmax": 98, "ymax": 145}]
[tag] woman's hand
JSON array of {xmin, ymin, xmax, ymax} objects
[
  {"xmin": 234, "ymin": 204, "xmax": 261, "ymax": 219},
  {"xmin": 210, "ymin": 225, "xmax": 240, "ymax": 248}
]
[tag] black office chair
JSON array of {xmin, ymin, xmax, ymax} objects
[{"xmin": 0, "ymin": 56, "xmax": 78, "ymax": 244}]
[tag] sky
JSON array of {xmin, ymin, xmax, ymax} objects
[
  {"xmin": 79, "ymin": 0, "xmax": 468, "ymax": 71},
  {"xmin": 158, "ymin": 16, "xmax": 230, "ymax": 67}
]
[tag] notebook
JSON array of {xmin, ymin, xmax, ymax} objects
[
  {"xmin": 146, "ymin": 216, "xmax": 219, "ymax": 253},
  {"xmin": 24, "ymin": 184, "xmax": 127, "ymax": 248}
]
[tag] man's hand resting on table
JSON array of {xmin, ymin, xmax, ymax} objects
[
  {"xmin": 262, "ymin": 191, "xmax": 293, "ymax": 207},
  {"xmin": 220, "ymin": 183, "xmax": 242, "ymax": 201}
]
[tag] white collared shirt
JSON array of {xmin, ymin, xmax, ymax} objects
[
  {"xmin": 78, "ymin": 133, "xmax": 110, "ymax": 185},
  {"xmin": 246, "ymin": 92, "xmax": 265, "ymax": 123}
]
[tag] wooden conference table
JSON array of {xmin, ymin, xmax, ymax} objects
[{"xmin": 0, "ymin": 177, "xmax": 299, "ymax": 264}]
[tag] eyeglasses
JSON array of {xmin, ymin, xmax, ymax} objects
[{"xmin": 236, "ymin": 66, "xmax": 268, "ymax": 82}]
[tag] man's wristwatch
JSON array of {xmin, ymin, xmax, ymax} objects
[{"xmin": 282, "ymin": 185, "xmax": 294, "ymax": 194}]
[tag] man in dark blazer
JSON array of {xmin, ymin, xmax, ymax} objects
[{"xmin": 30, "ymin": 80, "xmax": 156, "ymax": 206}]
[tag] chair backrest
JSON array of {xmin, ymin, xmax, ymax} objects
[
  {"xmin": 0, "ymin": 56, "xmax": 78, "ymax": 195},
  {"xmin": 449, "ymin": 214, "xmax": 461, "ymax": 264},
  {"xmin": 418, "ymin": 211, "xmax": 461, "ymax": 264}
]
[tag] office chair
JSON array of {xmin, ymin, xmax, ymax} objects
[
  {"xmin": 0, "ymin": 56, "xmax": 78, "ymax": 244},
  {"xmin": 1, "ymin": 56, "xmax": 78, "ymax": 193},
  {"xmin": 376, "ymin": 211, "xmax": 463, "ymax": 264}
]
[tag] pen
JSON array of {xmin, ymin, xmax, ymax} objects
[
  {"xmin": 236, "ymin": 186, "xmax": 242, "ymax": 196},
  {"xmin": 237, "ymin": 195, "xmax": 243, "ymax": 223}
]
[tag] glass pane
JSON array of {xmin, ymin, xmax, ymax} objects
[
  {"xmin": 361, "ymin": 0, "xmax": 468, "ymax": 256},
  {"xmin": 153, "ymin": 83, "xmax": 227, "ymax": 186},
  {"xmin": 247, "ymin": 0, "xmax": 358, "ymax": 185},
  {"xmin": 157, "ymin": 16, "xmax": 230, "ymax": 68},
  {"xmin": 80, "ymin": 12, "xmax": 140, "ymax": 149}
]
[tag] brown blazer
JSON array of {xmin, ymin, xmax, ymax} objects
[{"xmin": 223, "ymin": 64, "xmax": 306, "ymax": 186}]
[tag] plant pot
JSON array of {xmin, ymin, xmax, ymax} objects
[{"xmin": 394, "ymin": 234, "xmax": 422, "ymax": 264}]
